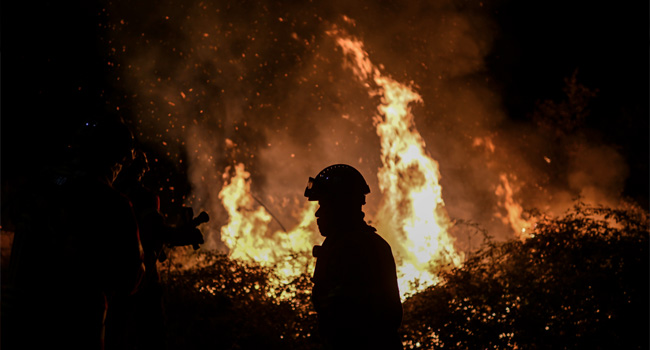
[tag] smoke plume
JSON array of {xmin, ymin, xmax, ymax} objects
[{"xmin": 106, "ymin": 0, "xmax": 634, "ymax": 254}]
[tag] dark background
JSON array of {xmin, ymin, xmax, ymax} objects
[{"xmin": 2, "ymin": 0, "xmax": 648, "ymax": 211}]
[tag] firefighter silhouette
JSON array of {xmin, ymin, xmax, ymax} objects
[
  {"xmin": 109, "ymin": 147, "xmax": 207, "ymax": 349},
  {"xmin": 4, "ymin": 118, "xmax": 145, "ymax": 350},
  {"xmin": 305, "ymin": 164, "xmax": 404, "ymax": 349}
]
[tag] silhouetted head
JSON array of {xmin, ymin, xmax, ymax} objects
[
  {"xmin": 304, "ymin": 164, "xmax": 370, "ymax": 236},
  {"xmin": 73, "ymin": 119, "xmax": 135, "ymax": 183},
  {"xmin": 114, "ymin": 148, "xmax": 150, "ymax": 189}
]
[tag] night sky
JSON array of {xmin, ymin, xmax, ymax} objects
[{"xmin": 2, "ymin": 1, "xmax": 648, "ymax": 241}]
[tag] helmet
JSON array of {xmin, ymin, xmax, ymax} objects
[{"xmin": 304, "ymin": 164, "xmax": 370, "ymax": 202}]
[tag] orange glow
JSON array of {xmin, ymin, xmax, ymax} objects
[{"xmin": 219, "ymin": 163, "xmax": 320, "ymax": 298}]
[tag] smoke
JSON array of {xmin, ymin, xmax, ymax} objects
[
  {"xmin": 106, "ymin": 0, "xmax": 634, "ymax": 252},
  {"xmin": 567, "ymin": 143, "xmax": 629, "ymax": 208}
]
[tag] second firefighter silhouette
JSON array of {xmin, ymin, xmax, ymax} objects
[
  {"xmin": 110, "ymin": 148, "xmax": 208, "ymax": 349},
  {"xmin": 305, "ymin": 164, "xmax": 404, "ymax": 349}
]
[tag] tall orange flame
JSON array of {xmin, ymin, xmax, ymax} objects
[{"xmin": 334, "ymin": 32, "xmax": 462, "ymax": 298}]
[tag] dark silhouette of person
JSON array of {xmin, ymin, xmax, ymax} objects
[
  {"xmin": 4, "ymin": 118, "xmax": 145, "ymax": 350},
  {"xmin": 108, "ymin": 148, "xmax": 206, "ymax": 350},
  {"xmin": 305, "ymin": 164, "xmax": 404, "ymax": 349}
]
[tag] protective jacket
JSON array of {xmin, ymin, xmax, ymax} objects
[
  {"xmin": 312, "ymin": 221, "xmax": 403, "ymax": 349},
  {"xmin": 6, "ymin": 172, "xmax": 144, "ymax": 350}
]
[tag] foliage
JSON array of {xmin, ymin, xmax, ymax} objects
[
  {"xmin": 158, "ymin": 204, "xmax": 648, "ymax": 349},
  {"xmin": 401, "ymin": 203, "xmax": 649, "ymax": 349},
  {"xmin": 160, "ymin": 253, "xmax": 322, "ymax": 350}
]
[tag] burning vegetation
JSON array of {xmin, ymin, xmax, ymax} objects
[
  {"xmin": 94, "ymin": 1, "xmax": 647, "ymax": 347},
  {"xmin": 2, "ymin": 0, "xmax": 647, "ymax": 349},
  {"xmin": 158, "ymin": 203, "xmax": 648, "ymax": 349}
]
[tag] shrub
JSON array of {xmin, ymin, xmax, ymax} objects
[
  {"xmin": 161, "ymin": 253, "xmax": 321, "ymax": 349},
  {"xmin": 401, "ymin": 204, "xmax": 649, "ymax": 349}
]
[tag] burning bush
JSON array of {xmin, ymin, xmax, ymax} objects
[
  {"xmin": 156, "ymin": 203, "xmax": 648, "ymax": 349},
  {"xmin": 160, "ymin": 253, "xmax": 321, "ymax": 349},
  {"xmin": 400, "ymin": 203, "xmax": 649, "ymax": 349}
]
